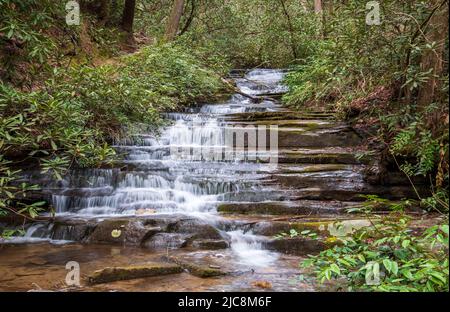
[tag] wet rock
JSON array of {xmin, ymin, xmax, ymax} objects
[
  {"xmin": 251, "ymin": 221, "xmax": 331, "ymax": 236},
  {"xmin": 278, "ymin": 164, "xmax": 352, "ymax": 174},
  {"xmin": 51, "ymin": 220, "xmax": 96, "ymax": 241},
  {"xmin": 190, "ymin": 239, "xmax": 229, "ymax": 250},
  {"xmin": 277, "ymin": 151, "xmax": 361, "ymax": 165},
  {"xmin": 290, "ymin": 186, "xmax": 426, "ymax": 202},
  {"xmin": 142, "ymin": 233, "xmax": 191, "ymax": 249},
  {"xmin": 169, "ymin": 219, "xmax": 224, "ymax": 240},
  {"xmin": 277, "ymin": 127, "xmax": 362, "ymax": 148},
  {"xmin": 218, "ymin": 201, "xmax": 348, "ymax": 215},
  {"xmin": 88, "ymin": 263, "xmax": 183, "ymax": 285},
  {"xmin": 164, "ymin": 256, "xmax": 227, "ymax": 278},
  {"xmin": 251, "ymin": 219, "xmax": 371, "ymax": 237},
  {"xmin": 264, "ymin": 237, "xmax": 329, "ymax": 256},
  {"xmin": 226, "ymin": 111, "xmax": 335, "ymax": 122},
  {"xmin": 86, "ymin": 219, "xmax": 161, "ymax": 245}
]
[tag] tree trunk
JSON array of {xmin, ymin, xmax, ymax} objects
[
  {"xmin": 313, "ymin": 0, "xmax": 324, "ymax": 38},
  {"xmin": 121, "ymin": 0, "xmax": 136, "ymax": 34},
  {"xmin": 417, "ymin": 0, "xmax": 449, "ymax": 107},
  {"xmin": 98, "ymin": 0, "xmax": 110, "ymax": 23},
  {"xmin": 314, "ymin": 0, "xmax": 322, "ymax": 13},
  {"xmin": 165, "ymin": 0, "xmax": 185, "ymax": 41}
]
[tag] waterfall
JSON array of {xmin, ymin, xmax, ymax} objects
[{"xmin": 12, "ymin": 69, "xmax": 288, "ymax": 267}]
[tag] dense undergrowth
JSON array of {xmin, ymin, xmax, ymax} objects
[
  {"xmin": 0, "ymin": 43, "xmax": 226, "ymax": 218},
  {"xmin": 282, "ymin": 1, "xmax": 449, "ymax": 213},
  {"xmin": 281, "ymin": 2, "xmax": 449, "ymax": 290},
  {"xmin": 300, "ymin": 198, "xmax": 449, "ymax": 292},
  {"xmin": 1, "ymin": 1, "xmax": 228, "ymax": 219}
]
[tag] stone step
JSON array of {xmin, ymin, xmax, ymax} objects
[
  {"xmin": 277, "ymin": 148, "xmax": 364, "ymax": 164},
  {"xmin": 225, "ymin": 111, "xmax": 336, "ymax": 122},
  {"xmin": 288, "ymin": 186, "xmax": 426, "ymax": 201},
  {"xmin": 217, "ymin": 200, "xmax": 359, "ymax": 215},
  {"xmin": 277, "ymin": 127, "xmax": 362, "ymax": 148},
  {"xmin": 274, "ymin": 163, "xmax": 362, "ymax": 174}
]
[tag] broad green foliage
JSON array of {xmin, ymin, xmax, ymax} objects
[
  {"xmin": 0, "ymin": 0, "xmax": 61, "ymax": 81},
  {"xmin": 0, "ymin": 42, "xmax": 225, "ymax": 219},
  {"xmin": 302, "ymin": 196, "xmax": 449, "ymax": 292},
  {"xmin": 303, "ymin": 215, "xmax": 449, "ymax": 292},
  {"xmin": 283, "ymin": 0, "xmax": 449, "ymax": 198}
]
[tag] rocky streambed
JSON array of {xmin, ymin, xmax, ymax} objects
[{"xmin": 0, "ymin": 69, "xmax": 430, "ymax": 292}]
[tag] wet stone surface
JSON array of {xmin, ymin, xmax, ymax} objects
[{"xmin": 0, "ymin": 69, "xmax": 421, "ymax": 292}]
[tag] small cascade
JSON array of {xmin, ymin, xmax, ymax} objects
[
  {"xmin": 7, "ymin": 69, "xmax": 289, "ymax": 268},
  {"xmin": 228, "ymin": 230, "xmax": 279, "ymax": 267}
]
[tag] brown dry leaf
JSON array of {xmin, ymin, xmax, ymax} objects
[{"xmin": 251, "ymin": 281, "xmax": 272, "ymax": 289}]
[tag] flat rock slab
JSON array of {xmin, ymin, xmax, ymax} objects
[
  {"xmin": 225, "ymin": 111, "xmax": 335, "ymax": 121},
  {"xmin": 264, "ymin": 237, "xmax": 330, "ymax": 256},
  {"xmin": 164, "ymin": 255, "xmax": 227, "ymax": 278},
  {"xmin": 88, "ymin": 262, "xmax": 183, "ymax": 285}
]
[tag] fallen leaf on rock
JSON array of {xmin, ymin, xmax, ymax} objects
[{"xmin": 251, "ymin": 281, "xmax": 272, "ymax": 289}]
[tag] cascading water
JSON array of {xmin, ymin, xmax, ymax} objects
[{"xmin": 15, "ymin": 69, "xmax": 289, "ymax": 268}]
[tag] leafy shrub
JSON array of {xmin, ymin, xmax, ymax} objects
[
  {"xmin": 0, "ymin": 42, "xmax": 225, "ymax": 219},
  {"xmin": 303, "ymin": 215, "xmax": 449, "ymax": 292}
]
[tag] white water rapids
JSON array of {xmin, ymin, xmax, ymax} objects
[{"xmin": 5, "ymin": 69, "xmax": 289, "ymax": 268}]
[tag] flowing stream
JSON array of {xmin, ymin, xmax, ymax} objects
[
  {"xmin": 8, "ymin": 69, "xmax": 290, "ymax": 269},
  {"xmin": 0, "ymin": 69, "xmax": 422, "ymax": 292}
]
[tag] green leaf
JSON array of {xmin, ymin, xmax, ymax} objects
[
  {"xmin": 357, "ymin": 254, "xmax": 366, "ymax": 263},
  {"xmin": 330, "ymin": 263, "xmax": 341, "ymax": 275},
  {"xmin": 50, "ymin": 140, "xmax": 58, "ymax": 151},
  {"xmin": 383, "ymin": 259, "xmax": 392, "ymax": 273},
  {"xmin": 391, "ymin": 261, "xmax": 399, "ymax": 275},
  {"xmin": 402, "ymin": 240, "xmax": 411, "ymax": 248}
]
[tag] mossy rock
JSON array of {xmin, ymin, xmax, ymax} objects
[
  {"xmin": 252, "ymin": 219, "xmax": 372, "ymax": 237},
  {"xmin": 190, "ymin": 239, "xmax": 229, "ymax": 250},
  {"xmin": 277, "ymin": 128, "xmax": 362, "ymax": 148},
  {"xmin": 217, "ymin": 201, "xmax": 345, "ymax": 215},
  {"xmin": 164, "ymin": 256, "xmax": 227, "ymax": 278},
  {"xmin": 169, "ymin": 218, "xmax": 223, "ymax": 240},
  {"xmin": 86, "ymin": 219, "xmax": 160, "ymax": 245},
  {"xmin": 264, "ymin": 237, "xmax": 331, "ymax": 256},
  {"xmin": 88, "ymin": 263, "xmax": 183, "ymax": 285},
  {"xmin": 251, "ymin": 220, "xmax": 333, "ymax": 236},
  {"xmin": 278, "ymin": 152, "xmax": 361, "ymax": 165},
  {"xmin": 226, "ymin": 111, "xmax": 335, "ymax": 122}
]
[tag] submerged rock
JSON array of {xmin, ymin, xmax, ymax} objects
[{"xmin": 88, "ymin": 263, "xmax": 183, "ymax": 285}]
